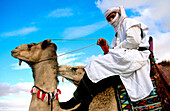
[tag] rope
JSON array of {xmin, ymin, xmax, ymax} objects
[
  {"xmin": 35, "ymin": 38, "xmax": 109, "ymax": 61},
  {"xmin": 33, "ymin": 43, "xmax": 96, "ymax": 62},
  {"xmin": 51, "ymin": 39, "xmax": 98, "ymax": 41},
  {"xmin": 57, "ymin": 43, "xmax": 97, "ymax": 57}
]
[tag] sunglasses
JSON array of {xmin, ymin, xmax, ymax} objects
[{"xmin": 106, "ymin": 12, "xmax": 116, "ymax": 22}]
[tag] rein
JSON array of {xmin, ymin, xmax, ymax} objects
[
  {"xmin": 32, "ymin": 42, "xmax": 97, "ymax": 64},
  {"xmin": 34, "ymin": 38, "xmax": 110, "ymax": 63},
  {"xmin": 57, "ymin": 43, "xmax": 97, "ymax": 57},
  {"xmin": 51, "ymin": 39, "xmax": 98, "ymax": 41},
  {"xmin": 51, "ymin": 39, "xmax": 98, "ymax": 57}
]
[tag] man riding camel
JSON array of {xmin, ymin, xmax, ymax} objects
[{"xmin": 60, "ymin": 6, "xmax": 153, "ymax": 111}]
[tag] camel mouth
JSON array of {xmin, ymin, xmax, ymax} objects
[
  {"xmin": 11, "ymin": 50, "xmax": 16, "ymax": 54},
  {"xmin": 11, "ymin": 50, "xmax": 18, "ymax": 57},
  {"xmin": 11, "ymin": 51, "xmax": 16, "ymax": 56},
  {"xmin": 11, "ymin": 50, "xmax": 22, "ymax": 66},
  {"xmin": 11, "ymin": 49, "xmax": 21, "ymax": 62}
]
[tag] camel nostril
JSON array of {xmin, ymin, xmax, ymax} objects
[{"xmin": 11, "ymin": 50, "xmax": 16, "ymax": 54}]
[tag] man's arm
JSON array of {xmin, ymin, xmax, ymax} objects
[{"xmin": 114, "ymin": 25, "xmax": 141, "ymax": 49}]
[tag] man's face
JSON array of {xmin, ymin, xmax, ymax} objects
[{"xmin": 106, "ymin": 12, "xmax": 116, "ymax": 22}]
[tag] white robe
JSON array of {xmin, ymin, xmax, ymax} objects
[{"xmin": 85, "ymin": 18, "xmax": 153, "ymax": 102}]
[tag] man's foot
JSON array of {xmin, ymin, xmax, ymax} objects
[{"xmin": 60, "ymin": 97, "xmax": 80, "ymax": 109}]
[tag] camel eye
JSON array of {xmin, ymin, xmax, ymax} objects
[{"xmin": 28, "ymin": 43, "xmax": 36, "ymax": 49}]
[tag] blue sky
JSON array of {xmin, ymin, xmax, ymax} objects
[{"xmin": 0, "ymin": 0, "xmax": 170, "ymax": 110}]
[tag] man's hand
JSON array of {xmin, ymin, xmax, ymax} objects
[
  {"xmin": 97, "ymin": 38, "xmax": 107, "ymax": 46},
  {"xmin": 97, "ymin": 38, "xmax": 109, "ymax": 55}
]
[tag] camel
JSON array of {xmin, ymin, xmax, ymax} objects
[
  {"xmin": 11, "ymin": 40, "xmax": 118, "ymax": 111},
  {"xmin": 58, "ymin": 65, "xmax": 118, "ymax": 111}
]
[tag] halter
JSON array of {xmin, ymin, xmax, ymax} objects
[{"xmin": 30, "ymin": 85, "xmax": 61, "ymax": 111}]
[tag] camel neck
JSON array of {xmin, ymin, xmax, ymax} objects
[{"xmin": 31, "ymin": 59, "xmax": 58, "ymax": 92}]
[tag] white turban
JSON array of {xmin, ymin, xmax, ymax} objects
[{"xmin": 105, "ymin": 6, "xmax": 127, "ymax": 32}]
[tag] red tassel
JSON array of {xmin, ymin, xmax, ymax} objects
[
  {"xmin": 30, "ymin": 89, "xmax": 33, "ymax": 93},
  {"xmin": 43, "ymin": 93, "xmax": 48, "ymax": 102},
  {"xmin": 55, "ymin": 94, "xmax": 59, "ymax": 100},
  {"xmin": 57, "ymin": 89, "xmax": 61, "ymax": 94},
  {"xmin": 41, "ymin": 93, "xmax": 46, "ymax": 101},
  {"xmin": 30, "ymin": 87, "xmax": 36, "ymax": 93},
  {"xmin": 37, "ymin": 90, "xmax": 40, "ymax": 98},
  {"xmin": 31, "ymin": 87, "xmax": 61, "ymax": 102}
]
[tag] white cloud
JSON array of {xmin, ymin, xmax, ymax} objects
[
  {"xmin": 11, "ymin": 62, "xmax": 30, "ymax": 70},
  {"xmin": 95, "ymin": 0, "xmax": 170, "ymax": 31},
  {"xmin": 1, "ymin": 27, "xmax": 39, "ymax": 37},
  {"xmin": 0, "ymin": 95, "xmax": 31, "ymax": 111},
  {"xmin": 47, "ymin": 8, "xmax": 74, "ymax": 18},
  {"xmin": 95, "ymin": 0, "xmax": 151, "ymax": 13},
  {"xmin": 153, "ymin": 32, "xmax": 170, "ymax": 61},
  {"xmin": 58, "ymin": 51, "xmax": 85, "ymax": 66},
  {"xmin": 132, "ymin": 1, "xmax": 170, "ymax": 32},
  {"xmin": 0, "ymin": 82, "xmax": 33, "ymax": 110},
  {"xmin": 95, "ymin": 0, "xmax": 170, "ymax": 61},
  {"xmin": 0, "ymin": 82, "xmax": 33, "ymax": 97},
  {"xmin": 57, "ymin": 76, "xmax": 76, "ymax": 102},
  {"xmin": 63, "ymin": 21, "xmax": 107, "ymax": 38},
  {"xmin": 58, "ymin": 48, "xmax": 103, "ymax": 66},
  {"xmin": 71, "ymin": 62, "xmax": 86, "ymax": 66},
  {"xmin": 0, "ymin": 79, "xmax": 76, "ymax": 110},
  {"xmin": 84, "ymin": 54, "xmax": 102, "ymax": 63}
]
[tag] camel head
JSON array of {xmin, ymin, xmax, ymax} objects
[
  {"xmin": 11, "ymin": 39, "xmax": 57, "ymax": 66},
  {"xmin": 11, "ymin": 40, "xmax": 60, "ymax": 111},
  {"xmin": 58, "ymin": 65, "xmax": 85, "ymax": 86}
]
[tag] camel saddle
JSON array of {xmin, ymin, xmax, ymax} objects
[
  {"xmin": 115, "ymin": 37, "xmax": 170, "ymax": 111},
  {"xmin": 152, "ymin": 62, "xmax": 170, "ymax": 110},
  {"xmin": 148, "ymin": 36, "xmax": 170, "ymax": 110}
]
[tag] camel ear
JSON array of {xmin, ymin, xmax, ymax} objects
[{"xmin": 41, "ymin": 39, "xmax": 51, "ymax": 49}]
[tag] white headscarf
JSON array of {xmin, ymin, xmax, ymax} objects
[{"xmin": 105, "ymin": 6, "xmax": 127, "ymax": 32}]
